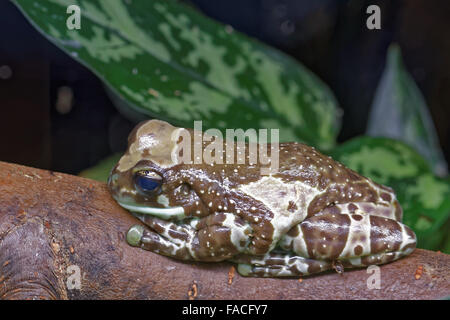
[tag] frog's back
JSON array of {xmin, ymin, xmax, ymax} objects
[{"xmin": 275, "ymin": 142, "xmax": 366, "ymax": 185}]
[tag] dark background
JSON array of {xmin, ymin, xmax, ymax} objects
[{"xmin": 0, "ymin": 0, "xmax": 449, "ymax": 175}]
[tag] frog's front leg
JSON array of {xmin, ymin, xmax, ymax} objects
[
  {"xmin": 127, "ymin": 212, "xmax": 252, "ymax": 261},
  {"xmin": 126, "ymin": 215, "xmax": 195, "ymax": 260}
]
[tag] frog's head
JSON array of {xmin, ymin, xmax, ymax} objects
[{"xmin": 108, "ymin": 119, "xmax": 204, "ymax": 221}]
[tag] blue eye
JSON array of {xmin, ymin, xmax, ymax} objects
[{"xmin": 135, "ymin": 171, "xmax": 162, "ymax": 193}]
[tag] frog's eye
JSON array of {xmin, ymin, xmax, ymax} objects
[{"xmin": 134, "ymin": 170, "xmax": 163, "ymax": 194}]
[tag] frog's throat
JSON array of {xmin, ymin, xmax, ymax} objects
[{"xmin": 117, "ymin": 202, "xmax": 185, "ymax": 220}]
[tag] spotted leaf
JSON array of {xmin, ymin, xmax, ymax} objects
[{"xmin": 12, "ymin": 0, "xmax": 341, "ymax": 148}]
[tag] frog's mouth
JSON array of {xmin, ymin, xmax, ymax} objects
[{"xmin": 117, "ymin": 201, "xmax": 185, "ymax": 220}]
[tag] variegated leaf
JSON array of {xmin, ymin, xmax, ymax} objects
[{"xmin": 13, "ymin": 0, "xmax": 341, "ymax": 148}]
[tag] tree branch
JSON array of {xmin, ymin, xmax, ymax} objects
[{"xmin": 0, "ymin": 161, "xmax": 448, "ymax": 300}]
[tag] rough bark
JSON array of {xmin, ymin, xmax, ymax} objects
[{"xmin": 0, "ymin": 161, "xmax": 448, "ymax": 300}]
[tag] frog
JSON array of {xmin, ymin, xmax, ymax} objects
[{"xmin": 108, "ymin": 119, "xmax": 417, "ymax": 277}]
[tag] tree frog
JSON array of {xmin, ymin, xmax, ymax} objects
[{"xmin": 108, "ymin": 120, "xmax": 416, "ymax": 277}]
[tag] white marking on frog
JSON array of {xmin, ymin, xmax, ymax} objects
[
  {"xmin": 399, "ymin": 223, "xmax": 416, "ymax": 252},
  {"xmin": 348, "ymin": 257, "xmax": 362, "ymax": 266},
  {"xmin": 120, "ymin": 187, "xmax": 137, "ymax": 195},
  {"xmin": 120, "ymin": 203, "xmax": 185, "ymax": 220},
  {"xmin": 292, "ymin": 257, "xmax": 310, "ymax": 274},
  {"xmin": 222, "ymin": 213, "xmax": 251, "ymax": 251},
  {"xmin": 340, "ymin": 214, "xmax": 372, "ymax": 259},
  {"xmin": 117, "ymin": 120, "xmax": 187, "ymax": 172},
  {"xmin": 283, "ymin": 229, "xmax": 309, "ymax": 258},
  {"xmin": 239, "ymin": 176, "xmax": 320, "ymax": 245},
  {"xmin": 157, "ymin": 194, "xmax": 170, "ymax": 207}
]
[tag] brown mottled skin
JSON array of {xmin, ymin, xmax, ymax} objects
[{"xmin": 108, "ymin": 120, "xmax": 417, "ymax": 277}]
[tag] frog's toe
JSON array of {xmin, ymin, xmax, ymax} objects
[
  {"xmin": 237, "ymin": 263, "xmax": 253, "ymax": 276},
  {"xmin": 126, "ymin": 225, "xmax": 145, "ymax": 247}
]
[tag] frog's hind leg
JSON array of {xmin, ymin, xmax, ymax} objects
[
  {"xmin": 279, "ymin": 212, "xmax": 416, "ymax": 267},
  {"xmin": 231, "ymin": 253, "xmax": 332, "ymax": 277}
]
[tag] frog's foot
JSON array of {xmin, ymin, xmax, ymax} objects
[
  {"xmin": 279, "ymin": 212, "xmax": 416, "ymax": 263},
  {"xmin": 126, "ymin": 214, "xmax": 196, "ymax": 260},
  {"xmin": 339, "ymin": 250, "xmax": 412, "ymax": 269},
  {"xmin": 126, "ymin": 224, "xmax": 195, "ymax": 260},
  {"xmin": 128, "ymin": 212, "xmax": 252, "ymax": 262},
  {"xmin": 231, "ymin": 253, "xmax": 332, "ymax": 277}
]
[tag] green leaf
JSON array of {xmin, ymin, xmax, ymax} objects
[
  {"xmin": 367, "ymin": 44, "xmax": 448, "ymax": 176},
  {"xmin": 329, "ymin": 136, "xmax": 450, "ymax": 251},
  {"xmin": 12, "ymin": 0, "xmax": 341, "ymax": 149},
  {"xmin": 79, "ymin": 153, "xmax": 121, "ymax": 182}
]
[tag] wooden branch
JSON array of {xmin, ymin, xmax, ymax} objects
[{"xmin": 0, "ymin": 161, "xmax": 448, "ymax": 300}]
